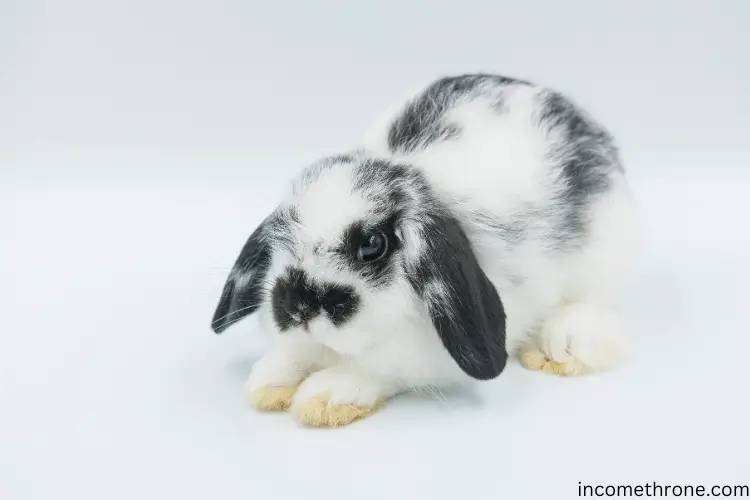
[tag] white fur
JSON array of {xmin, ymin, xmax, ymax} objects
[{"xmin": 241, "ymin": 77, "xmax": 640, "ymax": 410}]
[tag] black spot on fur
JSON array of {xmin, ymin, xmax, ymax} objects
[
  {"xmin": 387, "ymin": 74, "xmax": 528, "ymax": 154},
  {"xmin": 271, "ymin": 267, "xmax": 360, "ymax": 330}
]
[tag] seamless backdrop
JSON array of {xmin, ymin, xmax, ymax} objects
[{"xmin": 2, "ymin": 1, "xmax": 749, "ymax": 500}]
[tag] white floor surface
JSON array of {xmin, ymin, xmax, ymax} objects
[{"xmin": 2, "ymin": 153, "xmax": 748, "ymax": 499}]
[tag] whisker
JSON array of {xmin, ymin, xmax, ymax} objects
[
  {"xmin": 433, "ymin": 386, "xmax": 450, "ymax": 406},
  {"xmin": 212, "ymin": 313, "xmax": 254, "ymax": 330},
  {"xmin": 424, "ymin": 384, "xmax": 449, "ymax": 406},
  {"xmin": 211, "ymin": 302, "xmax": 265, "ymax": 323}
]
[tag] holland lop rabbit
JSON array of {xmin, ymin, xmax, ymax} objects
[{"xmin": 211, "ymin": 74, "xmax": 639, "ymax": 427}]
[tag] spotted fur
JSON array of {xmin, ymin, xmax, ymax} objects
[{"xmin": 212, "ymin": 73, "xmax": 640, "ymax": 417}]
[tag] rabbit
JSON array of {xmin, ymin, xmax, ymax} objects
[{"xmin": 210, "ymin": 73, "xmax": 640, "ymax": 428}]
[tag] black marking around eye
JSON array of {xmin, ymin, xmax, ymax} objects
[{"xmin": 340, "ymin": 214, "xmax": 401, "ymax": 287}]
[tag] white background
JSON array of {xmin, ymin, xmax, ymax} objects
[{"xmin": 2, "ymin": 1, "xmax": 749, "ymax": 499}]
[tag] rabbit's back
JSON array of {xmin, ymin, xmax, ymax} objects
[
  {"xmin": 361, "ymin": 74, "xmax": 637, "ymax": 348},
  {"xmin": 362, "ymin": 73, "xmax": 626, "ymax": 251}
]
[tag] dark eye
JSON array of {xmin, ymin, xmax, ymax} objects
[{"xmin": 357, "ymin": 230, "xmax": 388, "ymax": 262}]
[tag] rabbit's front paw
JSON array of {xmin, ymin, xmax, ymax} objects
[
  {"xmin": 244, "ymin": 353, "xmax": 306, "ymax": 412},
  {"xmin": 289, "ymin": 367, "xmax": 394, "ymax": 427},
  {"xmin": 243, "ymin": 338, "xmax": 339, "ymax": 412},
  {"xmin": 248, "ymin": 385, "xmax": 298, "ymax": 411}
]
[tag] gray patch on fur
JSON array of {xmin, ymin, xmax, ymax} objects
[
  {"xmin": 466, "ymin": 209, "xmax": 527, "ymax": 245},
  {"xmin": 387, "ymin": 74, "xmax": 529, "ymax": 154},
  {"xmin": 534, "ymin": 89, "xmax": 624, "ymax": 248},
  {"xmin": 265, "ymin": 205, "xmax": 298, "ymax": 251},
  {"xmin": 351, "ymin": 158, "xmax": 435, "ymax": 217},
  {"xmin": 384, "ymin": 73, "xmax": 624, "ymax": 251}
]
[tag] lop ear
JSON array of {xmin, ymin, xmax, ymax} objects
[
  {"xmin": 405, "ymin": 212, "xmax": 508, "ymax": 380},
  {"xmin": 211, "ymin": 215, "xmax": 275, "ymax": 334}
]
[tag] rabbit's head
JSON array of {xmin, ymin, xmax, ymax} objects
[{"xmin": 211, "ymin": 154, "xmax": 508, "ymax": 380}]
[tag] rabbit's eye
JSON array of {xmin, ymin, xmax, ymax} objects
[{"xmin": 357, "ymin": 230, "xmax": 388, "ymax": 262}]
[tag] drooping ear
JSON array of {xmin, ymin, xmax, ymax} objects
[
  {"xmin": 211, "ymin": 215, "xmax": 275, "ymax": 334},
  {"xmin": 405, "ymin": 211, "xmax": 508, "ymax": 380}
]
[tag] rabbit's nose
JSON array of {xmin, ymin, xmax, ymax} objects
[{"xmin": 288, "ymin": 302, "xmax": 317, "ymax": 325}]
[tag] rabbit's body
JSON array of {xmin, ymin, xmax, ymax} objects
[
  {"xmin": 363, "ymin": 74, "xmax": 638, "ymax": 363},
  {"xmin": 212, "ymin": 74, "xmax": 639, "ymax": 427}
]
